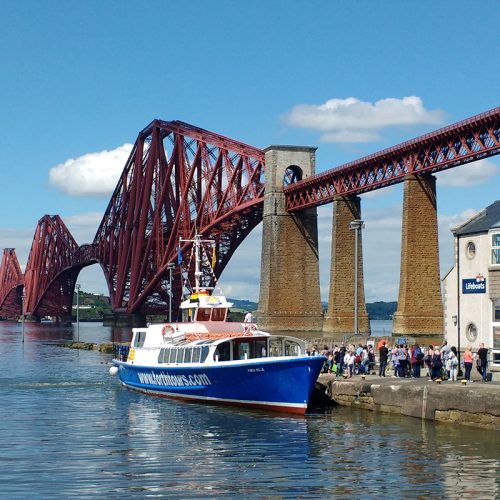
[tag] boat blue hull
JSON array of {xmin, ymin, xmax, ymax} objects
[{"xmin": 112, "ymin": 356, "xmax": 325, "ymax": 414}]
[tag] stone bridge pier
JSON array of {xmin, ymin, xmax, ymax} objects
[
  {"xmin": 393, "ymin": 174, "xmax": 444, "ymax": 338},
  {"xmin": 323, "ymin": 195, "xmax": 370, "ymax": 337},
  {"xmin": 256, "ymin": 146, "xmax": 323, "ymax": 332},
  {"xmin": 257, "ymin": 157, "xmax": 444, "ymax": 339}
]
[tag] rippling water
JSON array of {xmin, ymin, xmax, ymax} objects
[{"xmin": 0, "ymin": 321, "xmax": 498, "ymax": 499}]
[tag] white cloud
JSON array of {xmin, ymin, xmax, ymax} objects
[
  {"xmin": 282, "ymin": 96, "xmax": 444, "ymax": 143},
  {"xmin": 438, "ymin": 208, "xmax": 479, "ymax": 273},
  {"xmin": 361, "ymin": 206, "xmax": 402, "ymax": 302},
  {"xmin": 360, "ymin": 185, "xmax": 396, "ymax": 200},
  {"xmin": 0, "ymin": 227, "xmax": 35, "ymax": 272},
  {"xmin": 48, "ymin": 144, "xmax": 133, "ymax": 196},
  {"xmin": 321, "ymin": 130, "xmax": 380, "ymax": 143},
  {"xmin": 218, "ymin": 224, "xmax": 262, "ymax": 302},
  {"xmin": 63, "ymin": 212, "xmax": 104, "ymax": 245},
  {"xmin": 436, "ymin": 158, "xmax": 499, "ymax": 187}
]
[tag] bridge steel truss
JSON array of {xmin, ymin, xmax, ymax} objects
[
  {"xmin": 23, "ymin": 215, "xmax": 97, "ymax": 318},
  {"xmin": 0, "ymin": 249, "xmax": 24, "ymax": 317},
  {"xmin": 93, "ymin": 120, "xmax": 265, "ymax": 315},
  {"xmin": 284, "ymin": 107, "xmax": 500, "ymax": 211},
  {"xmin": 3, "ymin": 107, "xmax": 499, "ymax": 319}
]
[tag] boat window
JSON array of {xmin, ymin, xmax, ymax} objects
[
  {"xmin": 284, "ymin": 340, "xmax": 301, "ymax": 356},
  {"xmin": 214, "ymin": 341, "xmax": 230, "ymax": 361},
  {"xmin": 196, "ymin": 308, "xmax": 211, "ymax": 321},
  {"xmin": 164, "ymin": 348, "xmax": 172, "ymax": 363},
  {"xmin": 186, "ymin": 348, "xmax": 193, "ymax": 363},
  {"xmin": 133, "ymin": 331, "xmax": 147, "ymax": 348},
  {"xmin": 158, "ymin": 349, "xmax": 164, "ymax": 363},
  {"xmin": 211, "ymin": 308, "xmax": 226, "ymax": 321},
  {"xmin": 175, "ymin": 348, "xmax": 185, "ymax": 363},
  {"xmin": 191, "ymin": 347, "xmax": 201, "ymax": 363},
  {"xmin": 254, "ymin": 339, "xmax": 267, "ymax": 358},
  {"xmin": 269, "ymin": 339, "xmax": 283, "ymax": 357},
  {"xmin": 182, "ymin": 309, "xmax": 195, "ymax": 322},
  {"xmin": 236, "ymin": 341, "xmax": 251, "ymax": 360},
  {"xmin": 200, "ymin": 346, "xmax": 210, "ymax": 362}
]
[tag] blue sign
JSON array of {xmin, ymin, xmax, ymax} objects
[{"xmin": 462, "ymin": 278, "xmax": 486, "ymax": 294}]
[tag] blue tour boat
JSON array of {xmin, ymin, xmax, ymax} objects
[{"xmin": 110, "ymin": 235, "xmax": 325, "ymax": 415}]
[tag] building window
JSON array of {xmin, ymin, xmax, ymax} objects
[
  {"xmin": 466, "ymin": 241, "xmax": 476, "ymax": 259},
  {"xmin": 493, "ymin": 351, "xmax": 500, "ymax": 365},
  {"xmin": 494, "ymin": 327, "xmax": 500, "ymax": 349},
  {"xmin": 465, "ymin": 323, "xmax": 478, "ymax": 342},
  {"xmin": 494, "ymin": 302, "xmax": 500, "ymax": 322},
  {"xmin": 492, "ymin": 232, "xmax": 500, "ymax": 265}
]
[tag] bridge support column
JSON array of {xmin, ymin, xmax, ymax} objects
[
  {"xmin": 55, "ymin": 315, "xmax": 73, "ymax": 325},
  {"xmin": 103, "ymin": 312, "xmax": 146, "ymax": 327},
  {"xmin": 393, "ymin": 174, "xmax": 444, "ymax": 338},
  {"xmin": 23, "ymin": 314, "xmax": 41, "ymax": 323},
  {"xmin": 323, "ymin": 196, "xmax": 370, "ymax": 336},
  {"xmin": 256, "ymin": 146, "xmax": 323, "ymax": 332}
]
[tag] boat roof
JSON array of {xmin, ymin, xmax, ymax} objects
[{"xmin": 180, "ymin": 292, "xmax": 233, "ymax": 310}]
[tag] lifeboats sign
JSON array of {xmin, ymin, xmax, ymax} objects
[{"xmin": 462, "ymin": 275, "xmax": 486, "ymax": 294}]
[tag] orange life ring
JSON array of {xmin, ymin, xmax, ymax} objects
[{"xmin": 161, "ymin": 324, "xmax": 175, "ymax": 336}]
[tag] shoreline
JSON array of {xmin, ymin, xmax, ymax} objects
[{"xmin": 317, "ymin": 373, "xmax": 500, "ymax": 431}]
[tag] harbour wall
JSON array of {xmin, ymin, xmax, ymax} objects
[{"xmin": 317, "ymin": 374, "xmax": 500, "ymax": 431}]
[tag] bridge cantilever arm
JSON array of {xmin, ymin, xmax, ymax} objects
[{"xmin": 284, "ymin": 106, "xmax": 500, "ymax": 211}]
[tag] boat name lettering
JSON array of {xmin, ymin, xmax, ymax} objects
[
  {"xmin": 247, "ymin": 367, "xmax": 265, "ymax": 373},
  {"xmin": 137, "ymin": 372, "xmax": 211, "ymax": 387}
]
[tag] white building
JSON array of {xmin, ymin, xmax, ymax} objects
[{"xmin": 443, "ymin": 200, "xmax": 500, "ymax": 379}]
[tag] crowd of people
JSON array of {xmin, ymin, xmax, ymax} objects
[
  {"xmin": 310, "ymin": 343, "xmax": 376, "ymax": 378},
  {"xmin": 311, "ymin": 340, "xmax": 491, "ymax": 383}
]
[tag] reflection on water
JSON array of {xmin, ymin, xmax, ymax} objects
[{"xmin": 0, "ymin": 321, "xmax": 498, "ymax": 498}]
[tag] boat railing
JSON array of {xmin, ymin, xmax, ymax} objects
[{"xmin": 113, "ymin": 344, "xmax": 130, "ymax": 361}]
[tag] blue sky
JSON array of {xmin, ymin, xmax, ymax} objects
[{"xmin": 1, "ymin": 0, "xmax": 499, "ymax": 303}]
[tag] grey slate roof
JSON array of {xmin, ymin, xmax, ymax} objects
[{"xmin": 453, "ymin": 200, "xmax": 500, "ymax": 236}]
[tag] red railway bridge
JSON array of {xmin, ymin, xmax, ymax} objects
[{"xmin": 0, "ymin": 106, "xmax": 499, "ymax": 334}]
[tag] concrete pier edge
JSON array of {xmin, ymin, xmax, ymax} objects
[{"xmin": 317, "ymin": 374, "xmax": 500, "ymax": 431}]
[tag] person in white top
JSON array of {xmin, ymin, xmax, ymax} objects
[
  {"xmin": 244, "ymin": 311, "xmax": 253, "ymax": 323},
  {"xmin": 344, "ymin": 351, "xmax": 355, "ymax": 378},
  {"xmin": 446, "ymin": 348, "xmax": 459, "ymax": 381}
]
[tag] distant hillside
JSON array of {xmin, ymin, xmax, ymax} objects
[
  {"xmin": 229, "ymin": 298, "xmax": 397, "ymax": 320},
  {"xmin": 366, "ymin": 301, "xmax": 397, "ymax": 320},
  {"xmin": 69, "ymin": 292, "xmax": 396, "ymax": 321},
  {"xmin": 229, "ymin": 298, "xmax": 258, "ymax": 311}
]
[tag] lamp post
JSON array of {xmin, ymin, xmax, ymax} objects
[
  {"xmin": 452, "ymin": 314, "xmax": 461, "ymax": 375},
  {"xmin": 455, "ymin": 233, "xmax": 462, "ymax": 375},
  {"xmin": 349, "ymin": 219, "xmax": 365, "ymax": 336},
  {"xmin": 21, "ymin": 290, "xmax": 26, "ymax": 343},
  {"xmin": 168, "ymin": 263, "xmax": 175, "ymax": 323},
  {"xmin": 76, "ymin": 283, "xmax": 81, "ymax": 343}
]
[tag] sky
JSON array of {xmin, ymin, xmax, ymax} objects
[{"xmin": 0, "ymin": 0, "xmax": 499, "ymax": 304}]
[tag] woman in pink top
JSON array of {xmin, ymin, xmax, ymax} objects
[{"xmin": 463, "ymin": 345, "xmax": 474, "ymax": 382}]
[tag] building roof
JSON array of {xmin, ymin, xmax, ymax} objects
[{"xmin": 453, "ymin": 200, "xmax": 500, "ymax": 236}]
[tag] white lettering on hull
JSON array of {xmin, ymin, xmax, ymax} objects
[{"xmin": 136, "ymin": 371, "xmax": 211, "ymax": 387}]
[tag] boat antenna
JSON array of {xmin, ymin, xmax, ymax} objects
[{"xmin": 179, "ymin": 233, "xmax": 215, "ymax": 294}]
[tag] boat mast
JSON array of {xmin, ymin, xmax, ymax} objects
[
  {"xmin": 180, "ymin": 233, "xmax": 215, "ymax": 294},
  {"xmin": 194, "ymin": 234, "xmax": 202, "ymax": 293}
]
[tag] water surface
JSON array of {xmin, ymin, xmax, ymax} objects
[{"xmin": 0, "ymin": 321, "xmax": 498, "ymax": 498}]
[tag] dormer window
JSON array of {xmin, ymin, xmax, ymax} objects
[{"xmin": 491, "ymin": 231, "xmax": 500, "ymax": 265}]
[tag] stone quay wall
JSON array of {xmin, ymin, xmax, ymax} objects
[{"xmin": 317, "ymin": 375, "xmax": 500, "ymax": 431}]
